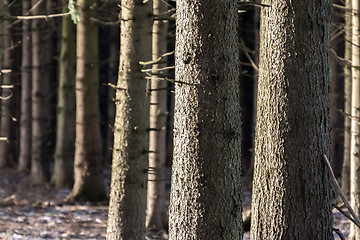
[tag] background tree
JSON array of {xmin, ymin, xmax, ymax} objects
[
  {"xmin": 146, "ymin": 0, "xmax": 169, "ymax": 231},
  {"xmin": 18, "ymin": 0, "xmax": 32, "ymax": 171},
  {"xmin": 330, "ymin": 0, "xmax": 345, "ymax": 176},
  {"xmin": 0, "ymin": 0, "xmax": 16, "ymax": 167},
  {"xmin": 250, "ymin": 0, "xmax": 333, "ymax": 239},
  {"xmin": 106, "ymin": 0, "xmax": 152, "ymax": 238},
  {"xmin": 350, "ymin": 0, "xmax": 360, "ymax": 239},
  {"xmin": 168, "ymin": 0, "xmax": 242, "ymax": 239},
  {"xmin": 30, "ymin": 0, "xmax": 52, "ymax": 183},
  {"xmin": 342, "ymin": 0, "xmax": 352, "ymax": 200},
  {"xmin": 65, "ymin": 0, "xmax": 107, "ymax": 202},
  {"xmin": 52, "ymin": 0, "xmax": 76, "ymax": 188},
  {"xmin": 105, "ymin": 23, "xmax": 119, "ymax": 165}
]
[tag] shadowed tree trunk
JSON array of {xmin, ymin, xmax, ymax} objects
[
  {"xmin": 342, "ymin": 0, "xmax": 352, "ymax": 200},
  {"xmin": 0, "ymin": 0, "xmax": 16, "ymax": 167},
  {"xmin": 349, "ymin": 0, "xmax": 360, "ymax": 239},
  {"xmin": 106, "ymin": 0, "xmax": 152, "ymax": 238},
  {"xmin": 250, "ymin": 0, "xmax": 333, "ymax": 239},
  {"xmin": 330, "ymin": 0, "xmax": 345, "ymax": 177},
  {"xmin": 52, "ymin": 0, "xmax": 76, "ymax": 188},
  {"xmin": 146, "ymin": 0, "xmax": 168, "ymax": 231},
  {"xmin": 65, "ymin": 0, "xmax": 107, "ymax": 202},
  {"xmin": 105, "ymin": 23, "xmax": 119, "ymax": 165},
  {"xmin": 168, "ymin": 0, "xmax": 242, "ymax": 239},
  {"xmin": 30, "ymin": 0, "xmax": 51, "ymax": 183},
  {"xmin": 18, "ymin": 0, "xmax": 32, "ymax": 171}
]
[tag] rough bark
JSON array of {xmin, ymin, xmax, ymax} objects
[
  {"xmin": 168, "ymin": 0, "xmax": 242, "ymax": 239},
  {"xmin": 146, "ymin": 0, "xmax": 168, "ymax": 231},
  {"xmin": 106, "ymin": 0, "xmax": 152, "ymax": 238},
  {"xmin": 18, "ymin": 0, "xmax": 32, "ymax": 171},
  {"xmin": 65, "ymin": 0, "xmax": 107, "ymax": 202},
  {"xmin": 0, "ymin": 0, "xmax": 16, "ymax": 167},
  {"xmin": 52, "ymin": 0, "xmax": 76, "ymax": 188},
  {"xmin": 342, "ymin": 0, "xmax": 352, "ymax": 200},
  {"xmin": 250, "ymin": 0, "xmax": 333, "ymax": 239},
  {"xmin": 30, "ymin": 0, "xmax": 51, "ymax": 183},
  {"xmin": 349, "ymin": 0, "xmax": 360, "ymax": 239}
]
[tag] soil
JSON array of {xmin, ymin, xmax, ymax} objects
[{"xmin": 0, "ymin": 168, "xmax": 351, "ymax": 239}]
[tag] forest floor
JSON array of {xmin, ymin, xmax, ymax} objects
[{"xmin": 0, "ymin": 167, "xmax": 351, "ymax": 240}]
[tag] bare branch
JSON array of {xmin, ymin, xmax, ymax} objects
[
  {"xmin": 333, "ymin": 3, "xmax": 353, "ymax": 12},
  {"xmin": 139, "ymin": 51, "xmax": 174, "ymax": 66},
  {"xmin": 333, "ymin": 203, "xmax": 358, "ymax": 228},
  {"xmin": 240, "ymin": 38, "xmax": 259, "ymax": 72},
  {"xmin": 141, "ymin": 66, "xmax": 175, "ymax": 73},
  {"xmin": 0, "ymin": 92, "xmax": 13, "ymax": 100},
  {"xmin": 322, "ymin": 155, "xmax": 360, "ymax": 229},
  {"xmin": 1, "ymin": 85, "xmax": 13, "ymax": 89},
  {"xmin": 1, "ymin": 12, "xmax": 70, "ymax": 20}
]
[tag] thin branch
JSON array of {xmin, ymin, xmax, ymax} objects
[
  {"xmin": 240, "ymin": 38, "xmax": 259, "ymax": 72},
  {"xmin": 154, "ymin": 8, "xmax": 176, "ymax": 19},
  {"xmin": 330, "ymin": 48, "xmax": 352, "ymax": 66},
  {"xmin": 339, "ymin": 109, "xmax": 360, "ymax": 123},
  {"xmin": 333, "ymin": 3, "xmax": 353, "ymax": 12},
  {"xmin": 332, "ymin": 227, "xmax": 346, "ymax": 240},
  {"xmin": 332, "ymin": 203, "xmax": 358, "ymax": 227},
  {"xmin": 1, "ymin": 12, "xmax": 70, "ymax": 20},
  {"xmin": 0, "ymin": 92, "xmax": 13, "ymax": 100},
  {"xmin": 141, "ymin": 66, "xmax": 175, "ymax": 73},
  {"xmin": 139, "ymin": 51, "xmax": 174, "ymax": 66},
  {"xmin": 1, "ymin": 85, "xmax": 13, "ymax": 89},
  {"xmin": 322, "ymin": 155, "xmax": 360, "ymax": 229}
]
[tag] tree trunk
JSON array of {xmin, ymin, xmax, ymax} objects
[
  {"xmin": 349, "ymin": 0, "xmax": 360, "ymax": 239},
  {"xmin": 250, "ymin": 0, "xmax": 333, "ymax": 239},
  {"xmin": 18, "ymin": 0, "xmax": 32, "ymax": 171},
  {"xmin": 52, "ymin": 0, "xmax": 76, "ymax": 188},
  {"xmin": 65, "ymin": 0, "xmax": 107, "ymax": 202},
  {"xmin": 106, "ymin": 0, "xmax": 152, "ymax": 238},
  {"xmin": 342, "ymin": 0, "xmax": 352, "ymax": 201},
  {"xmin": 0, "ymin": 1, "xmax": 3, "ymax": 74},
  {"xmin": 0, "ymin": 0, "xmax": 16, "ymax": 167},
  {"xmin": 105, "ymin": 23, "xmax": 119, "ymax": 165},
  {"xmin": 146, "ymin": 0, "xmax": 168, "ymax": 231},
  {"xmin": 30, "ymin": 0, "xmax": 51, "ymax": 183},
  {"xmin": 168, "ymin": 0, "xmax": 242, "ymax": 239},
  {"xmin": 330, "ymin": 0, "xmax": 345, "ymax": 177}
]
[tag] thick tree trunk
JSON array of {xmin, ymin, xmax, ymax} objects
[
  {"xmin": 342, "ymin": 0, "xmax": 352, "ymax": 200},
  {"xmin": 168, "ymin": 0, "xmax": 242, "ymax": 239},
  {"xmin": 0, "ymin": 0, "xmax": 16, "ymax": 167},
  {"xmin": 18, "ymin": 0, "xmax": 32, "ymax": 171},
  {"xmin": 250, "ymin": 0, "xmax": 333, "ymax": 239},
  {"xmin": 30, "ymin": 0, "xmax": 51, "ymax": 183},
  {"xmin": 106, "ymin": 0, "xmax": 152, "ymax": 238},
  {"xmin": 65, "ymin": 0, "xmax": 107, "ymax": 202},
  {"xmin": 52, "ymin": 0, "xmax": 76, "ymax": 188},
  {"xmin": 349, "ymin": 0, "xmax": 360, "ymax": 239},
  {"xmin": 146, "ymin": 0, "xmax": 168, "ymax": 231}
]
